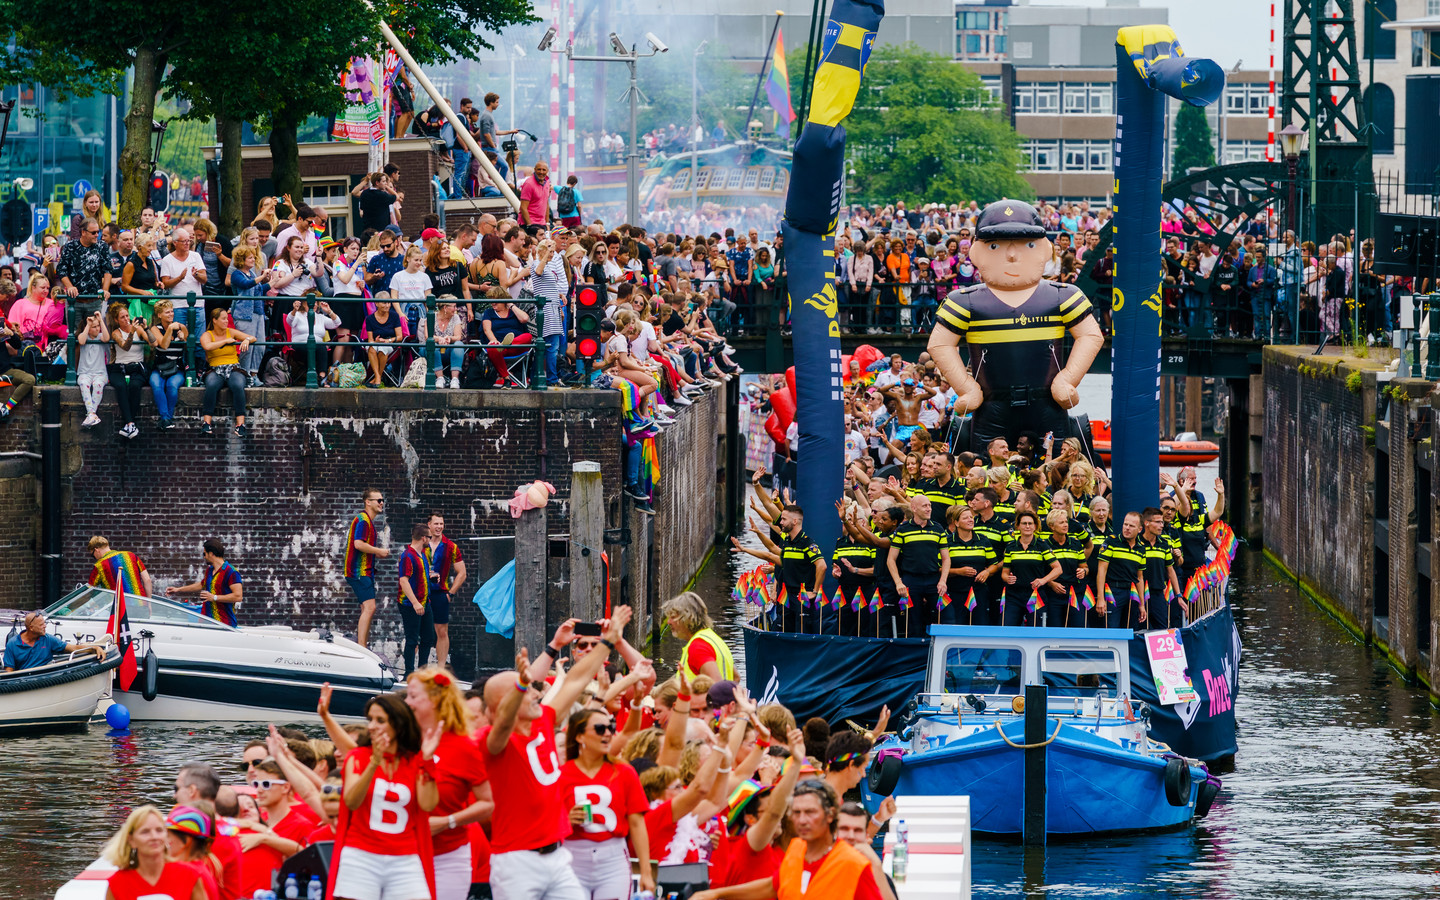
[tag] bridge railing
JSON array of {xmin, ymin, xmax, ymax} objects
[{"xmin": 60, "ymin": 293, "xmax": 551, "ymax": 390}]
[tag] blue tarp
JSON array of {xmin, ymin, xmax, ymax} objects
[
  {"xmin": 472, "ymin": 560, "xmax": 516, "ymax": 638},
  {"xmin": 743, "ymin": 603, "xmax": 1241, "ymax": 762}
]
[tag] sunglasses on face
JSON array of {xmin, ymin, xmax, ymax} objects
[
  {"xmin": 250, "ymin": 779, "xmax": 287, "ymax": 790},
  {"xmin": 590, "ymin": 722, "xmax": 615, "ymax": 735},
  {"xmin": 321, "ymin": 784, "xmax": 342, "ymax": 796},
  {"xmin": 575, "ymin": 640, "xmax": 600, "ymax": 650}
]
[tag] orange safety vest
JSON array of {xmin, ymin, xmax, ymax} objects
[{"xmin": 775, "ymin": 837, "xmax": 870, "ymax": 899}]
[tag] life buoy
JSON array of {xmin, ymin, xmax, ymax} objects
[
  {"xmin": 1163, "ymin": 757, "xmax": 1192, "ymax": 807},
  {"xmin": 1194, "ymin": 778, "xmax": 1220, "ymax": 817},
  {"xmin": 141, "ymin": 649, "xmax": 159, "ymax": 702},
  {"xmin": 867, "ymin": 751, "xmax": 902, "ymax": 797}
]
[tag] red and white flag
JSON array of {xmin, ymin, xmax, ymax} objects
[{"xmin": 107, "ymin": 584, "xmax": 138, "ymax": 691}]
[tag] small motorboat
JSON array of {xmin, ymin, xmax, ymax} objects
[
  {"xmin": 0, "ymin": 641, "xmax": 121, "ymax": 734},
  {"xmin": 862, "ymin": 625, "xmax": 1220, "ymax": 838},
  {"xmin": 43, "ymin": 586, "xmax": 396, "ymax": 723},
  {"xmin": 1089, "ymin": 419, "xmax": 1219, "ymax": 466}
]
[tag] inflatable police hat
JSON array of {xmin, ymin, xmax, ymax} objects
[{"xmin": 974, "ymin": 199, "xmax": 1047, "ymax": 240}]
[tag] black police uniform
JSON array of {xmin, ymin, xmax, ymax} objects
[
  {"xmin": 1141, "ymin": 533, "xmax": 1181, "ymax": 629},
  {"xmin": 1175, "ymin": 493, "xmax": 1212, "ymax": 589},
  {"xmin": 870, "ymin": 520, "xmax": 904, "ymax": 638},
  {"xmin": 888, "ymin": 518, "xmax": 949, "ymax": 636},
  {"xmin": 973, "ymin": 509, "xmax": 1013, "ymax": 624},
  {"xmin": 1083, "ymin": 519, "xmax": 1117, "ymax": 627},
  {"xmin": 943, "ymin": 530, "xmax": 999, "ymax": 626},
  {"xmin": 1047, "ymin": 532, "xmax": 1090, "ymax": 627},
  {"xmin": 912, "ymin": 476, "xmax": 963, "ymax": 527},
  {"xmin": 1098, "ymin": 535, "xmax": 1145, "ymax": 629},
  {"xmin": 1000, "ymin": 535, "xmax": 1056, "ymax": 627},
  {"xmin": 933, "ymin": 200, "xmax": 1094, "ymax": 453},
  {"xmin": 833, "ymin": 535, "xmax": 876, "ymax": 635},
  {"xmin": 771, "ymin": 528, "xmax": 823, "ymax": 633}
]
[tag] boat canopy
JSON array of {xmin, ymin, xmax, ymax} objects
[
  {"xmin": 927, "ymin": 626, "xmax": 1135, "ymax": 699},
  {"xmin": 45, "ymin": 586, "xmax": 233, "ymax": 630}
]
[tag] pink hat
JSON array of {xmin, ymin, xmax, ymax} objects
[{"xmin": 421, "ymin": 227, "xmax": 445, "ymax": 241}]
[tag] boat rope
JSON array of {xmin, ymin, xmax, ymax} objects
[{"xmin": 994, "ymin": 720, "xmax": 1063, "ymax": 749}]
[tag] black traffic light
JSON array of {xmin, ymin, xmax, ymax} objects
[
  {"xmin": 149, "ymin": 171, "xmax": 170, "ymax": 212},
  {"xmin": 0, "ymin": 198, "xmax": 30, "ymax": 246},
  {"xmin": 575, "ymin": 286, "xmax": 603, "ymax": 364}
]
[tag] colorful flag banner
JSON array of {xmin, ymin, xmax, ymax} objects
[
  {"xmin": 965, "ymin": 587, "xmax": 978, "ymax": 610},
  {"xmin": 764, "ymin": 28, "xmax": 795, "ymax": 126},
  {"xmin": 332, "ymin": 56, "xmax": 386, "ymax": 145}
]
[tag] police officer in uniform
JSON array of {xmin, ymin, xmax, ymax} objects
[
  {"xmin": 1172, "ymin": 470, "xmax": 1227, "ymax": 592},
  {"xmin": 887, "ymin": 495, "xmax": 950, "ymax": 636},
  {"xmin": 772, "ymin": 504, "xmax": 825, "ymax": 633},
  {"xmin": 912, "ymin": 449, "xmax": 963, "ymax": 525},
  {"xmin": 1095, "ymin": 511, "xmax": 1145, "ymax": 628},
  {"xmin": 969, "ymin": 487, "xmax": 1012, "ymax": 625},
  {"xmin": 943, "ymin": 503, "xmax": 1000, "ymax": 626},
  {"xmin": 851, "ymin": 505, "xmax": 906, "ymax": 638},
  {"xmin": 927, "ymin": 199, "xmax": 1105, "ymax": 452},
  {"xmin": 832, "ymin": 507, "xmax": 877, "ymax": 636},
  {"xmin": 1044, "ymin": 508, "xmax": 1091, "ymax": 627},
  {"xmin": 999, "ymin": 510, "xmax": 1061, "ymax": 626},
  {"xmin": 1140, "ymin": 506, "xmax": 1183, "ymax": 628}
]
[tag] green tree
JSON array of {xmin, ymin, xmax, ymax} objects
[
  {"xmin": 786, "ymin": 43, "xmax": 1032, "ymax": 206},
  {"xmin": 1172, "ymin": 103, "xmax": 1216, "ymax": 174}
]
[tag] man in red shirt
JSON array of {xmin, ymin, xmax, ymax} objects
[
  {"xmin": 239, "ymin": 760, "xmax": 318, "ymax": 897},
  {"xmin": 481, "ymin": 605, "xmax": 633, "ymax": 900},
  {"xmin": 174, "ymin": 764, "xmax": 243, "ymax": 900}
]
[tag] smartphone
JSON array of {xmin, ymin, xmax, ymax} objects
[{"xmin": 574, "ymin": 622, "xmax": 603, "ymax": 638}]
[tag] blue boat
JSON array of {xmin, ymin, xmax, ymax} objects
[{"xmin": 861, "ymin": 625, "xmax": 1221, "ymax": 839}]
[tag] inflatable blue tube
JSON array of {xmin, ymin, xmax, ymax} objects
[
  {"xmin": 1109, "ymin": 27, "xmax": 1224, "ymax": 519},
  {"xmin": 784, "ymin": 0, "xmax": 883, "ymax": 581}
]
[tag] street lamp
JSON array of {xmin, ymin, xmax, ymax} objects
[
  {"xmin": 692, "ymin": 40, "xmax": 708, "ymax": 217},
  {"xmin": 566, "ymin": 31, "xmax": 667, "ymax": 225},
  {"xmin": 1279, "ymin": 123, "xmax": 1307, "ymax": 235}
]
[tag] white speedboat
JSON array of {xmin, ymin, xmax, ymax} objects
[
  {"xmin": 44, "ymin": 586, "xmax": 397, "ymax": 723},
  {"xmin": 0, "ymin": 642, "xmax": 121, "ymax": 733}
]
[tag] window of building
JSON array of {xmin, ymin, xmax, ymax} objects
[
  {"xmin": 757, "ymin": 167, "xmax": 776, "ymax": 191},
  {"xmin": 742, "ymin": 167, "xmax": 760, "ymax": 189},
  {"xmin": 1429, "ymin": 0, "xmax": 1440, "ymax": 15},
  {"xmin": 1063, "ymin": 84, "xmax": 1087, "ymax": 114},
  {"xmin": 957, "ymin": 10, "xmax": 989, "ymax": 29},
  {"xmin": 995, "ymin": 34, "xmax": 1007, "ymax": 55},
  {"xmin": 1414, "ymin": 31, "xmax": 1426, "ymax": 67},
  {"xmin": 1026, "ymin": 140, "xmax": 1059, "ymax": 171},
  {"xmin": 727, "ymin": 168, "xmax": 746, "ymax": 189},
  {"xmin": 694, "ymin": 168, "xmax": 712, "ymax": 190},
  {"xmin": 980, "ymin": 76, "xmax": 1004, "ymax": 103},
  {"xmin": 1089, "ymin": 83, "xmax": 1112, "ymax": 115},
  {"xmin": 1365, "ymin": 0, "xmax": 1397, "ymax": 60},
  {"xmin": 1014, "ymin": 84, "xmax": 1034, "ymax": 113},
  {"xmin": 1034, "ymin": 84, "xmax": 1059, "ymax": 114},
  {"xmin": 1247, "ymin": 85, "xmax": 1270, "ymax": 115},
  {"xmin": 965, "ymin": 33, "xmax": 983, "ymax": 55},
  {"xmin": 672, "ymin": 168, "xmax": 691, "ymax": 191},
  {"xmin": 302, "ymin": 179, "xmax": 350, "ymax": 239}
]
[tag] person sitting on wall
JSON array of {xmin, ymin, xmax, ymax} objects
[{"xmin": 927, "ymin": 199, "xmax": 1104, "ymax": 453}]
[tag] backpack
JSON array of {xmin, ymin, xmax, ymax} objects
[
  {"xmin": 399, "ymin": 356, "xmax": 428, "ymax": 389},
  {"xmin": 262, "ymin": 355, "xmax": 291, "ymax": 387},
  {"xmin": 557, "ymin": 185, "xmax": 577, "ymax": 216}
]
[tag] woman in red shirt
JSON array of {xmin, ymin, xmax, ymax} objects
[
  {"xmin": 102, "ymin": 805, "xmax": 205, "ymax": 900},
  {"xmin": 558, "ymin": 708, "xmax": 655, "ymax": 898},
  {"xmin": 405, "ymin": 666, "xmax": 494, "ymax": 900},
  {"xmin": 333, "ymin": 694, "xmax": 441, "ymax": 900},
  {"xmin": 163, "ymin": 805, "xmax": 221, "ymax": 900}
]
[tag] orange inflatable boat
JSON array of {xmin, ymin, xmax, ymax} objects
[{"xmin": 1089, "ymin": 420, "xmax": 1219, "ymax": 467}]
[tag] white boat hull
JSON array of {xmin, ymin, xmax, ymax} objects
[{"xmin": 0, "ymin": 670, "xmax": 111, "ymax": 732}]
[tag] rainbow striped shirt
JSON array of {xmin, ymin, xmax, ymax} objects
[
  {"xmin": 201, "ymin": 562, "xmax": 243, "ymax": 627},
  {"xmin": 89, "ymin": 550, "xmax": 148, "ymax": 596},
  {"xmin": 423, "ymin": 537, "xmax": 463, "ymax": 592},
  {"xmin": 398, "ymin": 546, "xmax": 431, "ymax": 609},
  {"xmin": 344, "ymin": 514, "xmax": 377, "ymax": 577}
]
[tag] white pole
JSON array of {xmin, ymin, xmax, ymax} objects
[
  {"xmin": 564, "ymin": 0, "xmax": 575, "ymax": 183},
  {"xmin": 376, "ymin": 20, "xmax": 519, "ymax": 210},
  {"xmin": 1267, "ymin": 0, "xmax": 1276, "ymax": 163}
]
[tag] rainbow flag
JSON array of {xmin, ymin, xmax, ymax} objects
[
  {"xmin": 850, "ymin": 588, "xmax": 864, "ymax": 612},
  {"xmin": 1068, "ymin": 587, "xmax": 1080, "ymax": 610},
  {"xmin": 868, "ymin": 588, "xmax": 883, "ymax": 611},
  {"xmin": 1130, "ymin": 582, "xmax": 1144, "ymax": 607},
  {"xmin": 764, "ymin": 29, "xmax": 795, "ymax": 126},
  {"xmin": 1082, "ymin": 586, "xmax": 1096, "ymax": 610},
  {"xmin": 1103, "ymin": 584, "xmax": 1116, "ymax": 610},
  {"xmin": 898, "ymin": 589, "xmax": 913, "ymax": 610},
  {"xmin": 1026, "ymin": 589, "xmax": 1041, "ymax": 613},
  {"xmin": 776, "ymin": 584, "xmax": 788, "ymax": 607},
  {"xmin": 938, "ymin": 591, "xmax": 953, "ymax": 610},
  {"xmin": 833, "ymin": 588, "xmax": 845, "ymax": 610},
  {"xmin": 965, "ymin": 587, "xmax": 978, "ymax": 610}
]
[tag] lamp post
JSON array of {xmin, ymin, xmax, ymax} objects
[
  {"xmin": 692, "ymin": 40, "xmax": 707, "ymax": 217},
  {"xmin": 560, "ymin": 31, "xmax": 667, "ymax": 225},
  {"xmin": 1279, "ymin": 123, "xmax": 1307, "ymax": 341}
]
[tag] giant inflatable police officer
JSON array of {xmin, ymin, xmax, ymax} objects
[{"xmin": 927, "ymin": 199, "xmax": 1104, "ymax": 451}]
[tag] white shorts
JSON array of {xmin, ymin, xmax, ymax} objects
[
  {"xmin": 333, "ymin": 846, "xmax": 431, "ymax": 900},
  {"xmin": 434, "ymin": 844, "xmax": 473, "ymax": 900},
  {"xmin": 490, "ymin": 846, "xmax": 586, "ymax": 900},
  {"xmin": 565, "ymin": 837, "xmax": 632, "ymax": 900}
]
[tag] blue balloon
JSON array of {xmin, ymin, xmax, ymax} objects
[{"xmin": 104, "ymin": 702, "xmax": 131, "ymax": 730}]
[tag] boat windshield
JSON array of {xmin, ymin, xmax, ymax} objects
[
  {"xmin": 1040, "ymin": 648, "xmax": 1121, "ymax": 697},
  {"xmin": 45, "ymin": 587, "xmax": 233, "ymax": 629},
  {"xmin": 942, "ymin": 646, "xmax": 1024, "ymax": 695}
]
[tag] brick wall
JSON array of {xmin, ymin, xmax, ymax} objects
[
  {"xmin": 5, "ymin": 382, "xmax": 725, "ymax": 681},
  {"xmin": 1261, "ymin": 348, "xmax": 1381, "ymax": 634}
]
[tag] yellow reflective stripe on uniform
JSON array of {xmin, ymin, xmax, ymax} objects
[
  {"xmin": 1059, "ymin": 290, "xmax": 1092, "ymax": 323},
  {"xmin": 681, "ymin": 628, "xmax": 736, "ymax": 682},
  {"xmin": 936, "ymin": 302, "xmax": 969, "ymax": 332},
  {"xmin": 960, "ymin": 325, "xmax": 1066, "ymax": 344}
]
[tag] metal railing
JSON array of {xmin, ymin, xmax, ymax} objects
[{"xmin": 61, "ymin": 292, "xmax": 553, "ymax": 391}]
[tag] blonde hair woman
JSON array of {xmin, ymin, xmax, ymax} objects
[
  {"xmin": 661, "ymin": 591, "xmax": 734, "ymax": 682},
  {"xmin": 101, "ymin": 805, "xmax": 206, "ymax": 900}
]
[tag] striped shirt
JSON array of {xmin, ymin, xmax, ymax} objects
[
  {"xmin": 529, "ymin": 254, "xmax": 569, "ymax": 338},
  {"xmin": 202, "ymin": 562, "xmax": 243, "ymax": 627},
  {"xmin": 89, "ymin": 550, "xmax": 149, "ymax": 596},
  {"xmin": 935, "ymin": 281, "xmax": 1092, "ymax": 396},
  {"xmin": 344, "ymin": 513, "xmax": 378, "ymax": 577}
]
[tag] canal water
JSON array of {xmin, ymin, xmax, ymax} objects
[{"xmin": 11, "ymin": 549, "xmax": 1440, "ymax": 900}]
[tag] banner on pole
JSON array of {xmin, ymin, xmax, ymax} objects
[{"xmin": 332, "ymin": 56, "xmax": 386, "ymax": 145}]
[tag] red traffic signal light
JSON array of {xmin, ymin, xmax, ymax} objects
[
  {"xmin": 577, "ymin": 286, "xmax": 600, "ymax": 308},
  {"xmin": 148, "ymin": 171, "xmax": 170, "ymax": 212},
  {"xmin": 150, "ymin": 175, "xmax": 165, "ymax": 190},
  {"xmin": 575, "ymin": 286, "xmax": 603, "ymax": 361},
  {"xmin": 577, "ymin": 337, "xmax": 600, "ymax": 358}
]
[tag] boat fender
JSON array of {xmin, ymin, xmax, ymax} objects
[
  {"xmin": 1163, "ymin": 757, "xmax": 1192, "ymax": 807},
  {"xmin": 1194, "ymin": 777, "xmax": 1221, "ymax": 817},
  {"xmin": 867, "ymin": 749, "xmax": 903, "ymax": 797},
  {"xmin": 141, "ymin": 649, "xmax": 159, "ymax": 702}
]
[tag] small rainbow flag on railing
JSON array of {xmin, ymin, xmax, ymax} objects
[
  {"xmin": 868, "ymin": 588, "xmax": 883, "ymax": 611},
  {"xmin": 1083, "ymin": 586, "xmax": 1096, "ymax": 610},
  {"xmin": 1026, "ymin": 589, "xmax": 1041, "ymax": 613},
  {"xmin": 938, "ymin": 591, "xmax": 954, "ymax": 610},
  {"xmin": 965, "ymin": 587, "xmax": 978, "ymax": 610}
]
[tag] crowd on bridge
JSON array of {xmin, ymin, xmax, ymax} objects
[{"xmin": 739, "ymin": 347, "xmax": 1228, "ymax": 638}]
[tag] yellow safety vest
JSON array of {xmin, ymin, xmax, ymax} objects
[{"xmin": 680, "ymin": 628, "xmax": 735, "ymax": 682}]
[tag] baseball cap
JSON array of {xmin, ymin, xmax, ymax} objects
[
  {"xmin": 707, "ymin": 679, "xmax": 739, "ymax": 709},
  {"xmin": 421, "ymin": 227, "xmax": 444, "ymax": 241},
  {"xmin": 383, "ymin": 224, "xmax": 403, "ymax": 235}
]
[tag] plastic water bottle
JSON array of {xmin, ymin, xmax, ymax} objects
[
  {"xmin": 892, "ymin": 819, "xmax": 909, "ymax": 883},
  {"xmin": 306, "ymin": 876, "xmax": 323, "ymax": 900},
  {"xmin": 283, "ymin": 875, "xmax": 299, "ymax": 900}
]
